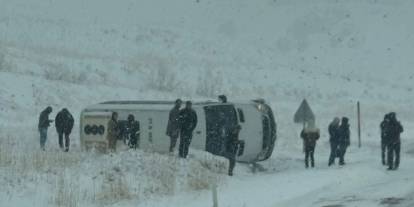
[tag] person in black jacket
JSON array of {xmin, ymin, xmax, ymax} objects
[
  {"xmin": 386, "ymin": 112, "xmax": 404, "ymax": 170},
  {"xmin": 55, "ymin": 108, "xmax": 74, "ymax": 152},
  {"xmin": 166, "ymin": 99, "xmax": 182, "ymax": 152},
  {"xmin": 380, "ymin": 114, "xmax": 391, "ymax": 165},
  {"xmin": 218, "ymin": 95, "xmax": 227, "ymax": 103},
  {"xmin": 328, "ymin": 117, "xmax": 341, "ymax": 166},
  {"xmin": 126, "ymin": 114, "xmax": 140, "ymax": 149},
  {"xmin": 338, "ymin": 117, "xmax": 350, "ymax": 166},
  {"xmin": 226, "ymin": 125, "xmax": 241, "ymax": 176},
  {"xmin": 178, "ymin": 101, "xmax": 198, "ymax": 158},
  {"xmin": 38, "ymin": 106, "xmax": 53, "ymax": 151}
]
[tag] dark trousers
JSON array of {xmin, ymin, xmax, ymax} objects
[
  {"xmin": 129, "ymin": 136, "xmax": 139, "ymax": 149},
  {"xmin": 381, "ymin": 141, "xmax": 387, "ymax": 165},
  {"xmin": 228, "ymin": 155, "xmax": 236, "ymax": 176},
  {"xmin": 58, "ymin": 132, "xmax": 70, "ymax": 151},
  {"xmin": 305, "ymin": 145, "xmax": 316, "ymax": 168},
  {"xmin": 388, "ymin": 142, "xmax": 401, "ymax": 169},
  {"xmin": 179, "ymin": 132, "xmax": 193, "ymax": 158},
  {"xmin": 328, "ymin": 141, "xmax": 339, "ymax": 166},
  {"xmin": 169, "ymin": 134, "xmax": 179, "ymax": 152},
  {"xmin": 339, "ymin": 144, "xmax": 348, "ymax": 165}
]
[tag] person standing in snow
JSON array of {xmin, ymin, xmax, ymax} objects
[
  {"xmin": 328, "ymin": 117, "xmax": 341, "ymax": 166},
  {"xmin": 126, "ymin": 114, "xmax": 140, "ymax": 149},
  {"xmin": 338, "ymin": 117, "xmax": 351, "ymax": 166},
  {"xmin": 55, "ymin": 108, "xmax": 74, "ymax": 152},
  {"xmin": 386, "ymin": 112, "xmax": 403, "ymax": 170},
  {"xmin": 107, "ymin": 112, "xmax": 120, "ymax": 152},
  {"xmin": 178, "ymin": 101, "xmax": 198, "ymax": 158},
  {"xmin": 166, "ymin": 99, "xmax": 182, "ymax": 153},
  {"xmin": 226, "ymin": 125, "xmax": 241, "ymax": 176},
  {"xmin": 380, "ymin": 114, "xmax": 391, "ymax": 165},
  {"xmin": 300, "ymin": 121, "xmax": 320, "ymax": 168},
  {"xmin": 218, "ymin": 95, "xmax": 227, "ymax": 103},
  {"xmin": 38, "ymin": 106, "xmax": 53, "ymax": 151}
]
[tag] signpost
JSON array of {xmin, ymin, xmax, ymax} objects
[
  {"xmin": 357, "ymin": 101, "xmax": 361, "ymax": 148},
  {"xmin": 294, "ymin": 99, "xmax": 315, "ymax": 128}
]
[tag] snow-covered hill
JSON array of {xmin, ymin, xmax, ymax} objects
[{"xmin": 1, "ymin": 0, "xmax": 414, "ymax": 206}]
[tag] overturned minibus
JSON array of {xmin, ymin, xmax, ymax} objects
[{"xmin": 80, "ymin": 100, "xmax": 276, "ymax": 163}]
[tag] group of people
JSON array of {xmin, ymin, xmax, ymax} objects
[
  {"xmin": 107, "ymin": 112, "xmax": 141, "ymax": 152},
  {"xmin": 38, "ymin": 106, "xmax": 74, "ymax": 152},
  {"xmin": 166, "ymin": 97, "xmax": 242, "ymax": 176},
  {"xmin": 300, "ymin": 113, "xmax": 404, "ymax": 171},
  {"xmin": 166, "ymin": 99, "xmax": 198, "ymax": 158}
]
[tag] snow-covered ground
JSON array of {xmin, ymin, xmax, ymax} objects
[{"xmin": 1, "ymin": 0, "xmax": 414, "ymax": 206}]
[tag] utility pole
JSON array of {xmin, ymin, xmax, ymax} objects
[{"xmin": 357, "ymin": 101, "xmax": 361, "ymax": 148}]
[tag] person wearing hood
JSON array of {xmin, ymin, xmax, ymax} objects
[
  {"xmin": 55, "ymin": 108, "xmax": 74, "ymax": 152},
  {"xmin": 38, "ymin": 106, "xmax": 53, "ymax": 151},
  {"xmin": 338, "ymin": 117, "xmax": 351, "ymax": 166},
  {"xmin": 328, "ymin": 117, "xmax": 341, "ymax": 166},
  {"xmin": 300, "ymin": 121, "xmax": 320, "ymax": 168},
  {"xmin": 386, "ymin": 112, "xmax": 404, "ymax": 170}
]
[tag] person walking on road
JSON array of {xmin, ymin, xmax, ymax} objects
[
  {"xmin": 55, "ymin": 108, "xmax": 74, "ymax": 152},
  {"xmin": 328, "ymin": 117, "xmax": 341, "ymax": 166},
  {"xmin": 386, "ymin": 112, "xmax": 404, "ymax": 170},
  {"xmin": 166, "ymin": 99, "xmax": 182, "ymax": 153},
  {"xmin": 338, "ymin": 117, "xmax": 351, "ymax": 166},
  {"xmin": 178, "ymin": 101, "xmax": 197, "ymax": 158},
  {"xmin": 380, "ymin": 114, "xmax": 391, "ymax": 165},
  {"xmin": 38, "ymin": 106, "xmax": 53, "ymax": 151},
  {"xmin": 301, "ymin": 121, "xmax": 320, "ymax": 168}
]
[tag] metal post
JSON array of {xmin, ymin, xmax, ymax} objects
[
  {"xmin": 212, "ymin": 184, "xmax": 218, "ymax": 207},
  {"xmin": 357, "ymin": 101, "xmax": 361, "ymax": 148}
]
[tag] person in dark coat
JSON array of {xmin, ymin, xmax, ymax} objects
[
  {"xmin": 301, "ymin": 122, "xmax": 320, "ymax": 168},
  {"xmin": 338, "ymin": 117, "xmax": 350, "ymax": 166},
  {"xmin": 38, "ymin": 106, "xmax": 53, "ymax": 151},
  {"xmin": 328, "ymin": 117, "xmax": 341, "ymax": 166},
  {"xmin": 218, "ymin": 95, "xmax": 227, "ymax": 103},
  {"xmin": 55, "ymin": 108, "xmax": 74, "ymax": 152},
  {"xmin": 107, "ymin": 112, "xmax": 119, "ymax": 152},
  {"xmin": 166, "ymin": 99, "xmax": 182, "ymax": 152},
  {"xmin": 380, "ymin": 114, "xmax": 391, "ymax": 165},
  {"xmin": 126, "ymin": 114, "xmax": 140, "ymax": 149},
  {"xmin": 178, "ymin": 101, "xmax": 198, "ymax": 158},
  {"xmin": 226, "ymin": 125, "xmax": 241, "ymax": 176},
  {"xmin": 386, "ymin": 112, "xmax": 404, "ymax": 170}
]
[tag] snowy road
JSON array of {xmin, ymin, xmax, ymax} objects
[{"xmin": 141, "ymin": 139, "xmax": 414, "ymax": 207}]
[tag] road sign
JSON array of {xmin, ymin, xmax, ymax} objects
[{"xmin": 294, "ymin": 99, "xmax": 315, "ymax": 124}]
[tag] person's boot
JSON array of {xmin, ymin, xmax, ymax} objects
[{"xmin": 305, "ymin": 160, "xmax": 309, "ymax": 169}]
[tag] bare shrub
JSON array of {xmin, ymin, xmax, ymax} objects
[
  {"xmin": 196, "ymin": 69, "xmax": 224, "ymax": 97},
  {"xmin": 44, "ymin": 65, "xmax": 88, "ymax": 84},
  {"xmin": 96, "ymin": 168, "xmax": 132, "ymax": 204},
  {"xmin": 52, "ymin": 175, "xmax": 80, "ymax": 207}
]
